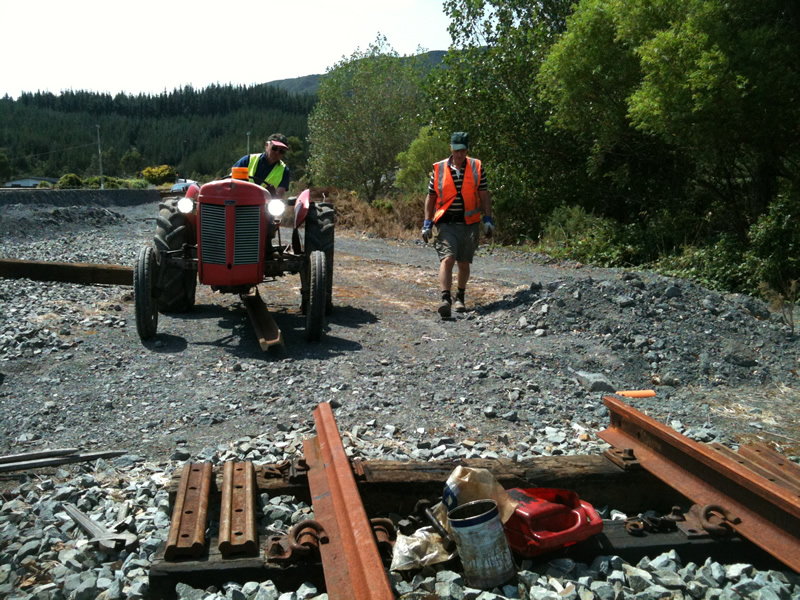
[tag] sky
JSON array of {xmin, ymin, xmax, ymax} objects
[{"xmin": 0, "ymin": 0, "xmax": 453, "ymax": 100}]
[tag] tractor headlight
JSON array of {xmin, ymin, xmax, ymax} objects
[
  {"xmin": 267, "ymin": 199, "xmax": 286, "ymax": 217},
  {"xmin": 177, "ymin": 197, "xmax": 195, "ymax": 214}
]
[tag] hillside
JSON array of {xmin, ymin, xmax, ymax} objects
[
  {"xmin": 265, "ymin": 74, "xmax": 324, "ymax": 95},
  {"xmin": 264, "ymin": 50, "xmax": 447, "ymax": 96}
]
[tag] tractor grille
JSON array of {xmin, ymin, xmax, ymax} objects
[
  {"xmin": 200, "ymin": 203, "xmax": 262, "ymax": 266},
  {"xmin": 233, "ymin": 205, "xmax": 261, "ymax": 265},
  {"xmin": 200, "ymin": 204, "xmax": 226, "ymax": 265}
]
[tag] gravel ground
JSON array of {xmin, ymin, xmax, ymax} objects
[{"xmin": 0, "ymin": 198, "xmax": 799, "ymax": 599}]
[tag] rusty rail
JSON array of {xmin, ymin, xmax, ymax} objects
[
  {"xmin": 0, "ymin": 450, "xmax": 125, "ymax": 473},
  {"xmin": 219, "ymin": 461, "xmax": 258, "ymax": 557},
  {"xmin": 598, "ymin": 395, "xmax": 800, "ymax": 572},
  {"xmin": 0, "ymin": 258, "xmax": 132, "ymax": 285},
  {"xmin": 165, "ymin": 462, "xmax": 212, "ymax": 560},
  {"xmin": 303, "ymin": 402, "xmax": 394, "ymax": 600},
  {"xmin": 240, "ymin": 289, "xmax": 284, "ymax": 350}
]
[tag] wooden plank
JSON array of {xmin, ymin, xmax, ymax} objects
[
  {"xmin": 0, "ymin": 258, "xmax": 133, "ymax": 285},
  {"xmin": 170, "ymin": 456, "xmax": 681, "ymax": 516},
  {"xmin": 568, "ymin": 519, "xmax": 786, "ymax": 571},
  {"xmin": 149, "ymin": 535, "xmax": 324, "ymax": 600}
]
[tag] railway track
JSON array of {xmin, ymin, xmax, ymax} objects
[{"xmin": 149, "ymin": 398, "xmax": 800, "ymax": 599}]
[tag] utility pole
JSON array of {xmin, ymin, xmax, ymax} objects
[
  {"xmin": 95, "ymin": 124, "xmax": 104, "ymax": 190},
  {"xmin": 247, "ymin": 131, "xmax": 251, "ymax": 155}
]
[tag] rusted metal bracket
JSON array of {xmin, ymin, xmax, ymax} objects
[
  {"xmin": 165, "ymin": 462, "xmax": 213, "ymax": 560},
  {"xmin": 677, "ymin": 503, "xmax": 742, "ymax": 539},
  {"xmin": 219, "ymin": 461, "xmax": 257, "ymax": 558},
  {"xmin": 267, "ymin": 520, "xmax": 329, "ymax": 562},
  {"xmin": 303, "ymin": 402, "xmax": 394, "ymax": 600},
  {"xmin": 598, "ymin": 395, "xmax": 800, "ymax": 572},
  {"xmin": 603, "ymin": 447, "xmax": 641, "ymax": 471}
]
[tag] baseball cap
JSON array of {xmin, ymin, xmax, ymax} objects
[
  {"xmin": 450, "ymin": 132, "xmax": 469, "ymax": 150},
  {"xmin": 268, "ymin": 133, "xmax": 288, "ymax": 148}
]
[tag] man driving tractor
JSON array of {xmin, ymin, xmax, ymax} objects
[{"xmin": 233, "ymin": 133, "xmax": 291, "ymax": 199}]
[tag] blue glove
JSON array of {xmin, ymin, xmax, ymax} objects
[
  {"xmin": 483, "ymin": 215, "xmax": 495, "ymax": 237},
  {"xmin": 422, "ymin": 219, "xmax": 433, "ymax": 243}
]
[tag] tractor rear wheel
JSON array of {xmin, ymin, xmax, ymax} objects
[
  {"xmin": 305, "ymin": 202, "xmax": 335, "ymax": 314},
  {"xmin": 305, "ymin": 250, "xmax": 327, "ymax": 342},
  {"xmin": 134, "ymin": 246, "xmax": 158, "ymax": 340},
  {"xmin": 154, "ymin": 199, "xmax": 196, "ymax": 313}
]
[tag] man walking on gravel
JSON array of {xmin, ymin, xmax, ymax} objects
[
  {"xmin": 422, "ymin": 132, "xmax": 494, "ymax": 318},
  {"xmin": 233, "ymin": 133, "xmax": 291, "ymax": 199}
]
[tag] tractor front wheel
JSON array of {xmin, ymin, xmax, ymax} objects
[
  {"xmin": 305, "ymin": 202, "xmax": 335, "ymax": 314},
  {"xmin": 134, "ymin": 246, "xmax": 158, "ymax": 340},
  {"xmin": 305, "ymin": 250, "xmax": 327, "ymax": 342},
  {"xmin": 154, "ymin": 199, "xmax": 196, "ymax": 313}
]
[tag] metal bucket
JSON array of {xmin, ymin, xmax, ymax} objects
[{"xmin": 448, "ymin": 499, "xmax": 516, "ymax": 589}]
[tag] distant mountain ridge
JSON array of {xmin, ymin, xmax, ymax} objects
[
  {"xmin": 265, "ymin": 74, "xmax": 323, "ymax": 95},
  {"xmin": 265, "ymin": 50, "xmax": 447, "ymax": 95}
]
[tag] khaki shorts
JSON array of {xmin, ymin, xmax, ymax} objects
[{"xmin": 433, "ymin": 222, "xmax": 480, "ymax": 263}]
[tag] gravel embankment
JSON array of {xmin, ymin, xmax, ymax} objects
[{"xmin": 0, "ymin": 198, "xmax": 798, "ymax": 599}]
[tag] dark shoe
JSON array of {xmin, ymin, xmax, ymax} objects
[
  {"xmin": 453, "ymin": 298, "xmax": 466, "ymax": 313},
  {"xmin": 438, "ymin": 299, "xmax": 452, "ymax": 318}
]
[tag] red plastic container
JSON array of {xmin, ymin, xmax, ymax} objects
[{"xmin": 503, "ymin": 488, "xmax": 603, "ymax": 557}]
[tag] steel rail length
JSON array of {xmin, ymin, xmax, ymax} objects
[
  {"xmin": 598, "ymin": 395, "xmax": 800, "ymax": 572},
  {"xmin": 303, "ymin": 402, "xmax": 394, "ymax": 600}
]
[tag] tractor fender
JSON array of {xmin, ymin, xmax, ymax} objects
[{"xmin": 294, "ymin": 189, "xmax": 311, "ymax": 227}]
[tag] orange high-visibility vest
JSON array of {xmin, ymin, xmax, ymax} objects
[{"xmin": 432, "ymin": 157, "xmax": 482, "ymax": 224}]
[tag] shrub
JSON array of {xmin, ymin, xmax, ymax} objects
[
  {"xmin": 142, "ymin": 165, "xmax": 177, "ymax": 186},
  {"xmin": 651, "ymin": 234, "xmax": 751, "ymax": 292},
  {"xmin": 84, "ymin": 176, "xmax": 122, "ymax": 189},
  {"xmin": 536, "ymin": 205, "xmax": 634, "ymax": 266},
  {"xmin": 56, "ymin": 173, "xmax": 83, "ymax": 189},
  {"xmin": 36, "ymin": 180, "xmax": 52, "ymax": 189},
  {"xmin": 329, "ymin": 188, "xmax": 421, "ymax": 239},
  {"xmin": 745, "ymin": 188, "xmax": 800, "ymax": 295},
  {"xmin": 126, "ymin": 178, "xmax": 150, "ymax": 190},
  {"xmin": 372, "ymin": 199, "xmax": 394, "ymax": 213}
]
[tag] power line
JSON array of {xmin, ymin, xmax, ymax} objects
[{"xmin": 9, "ymin": 142, "xmax": 97, "ymax": 162}]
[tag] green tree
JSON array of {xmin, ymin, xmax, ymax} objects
[
  {"xmin": 120, "ymin": 147, "xmax": 145, "ymax": 177},
  {"xmin": 394, "ymin": 126, "xmax": 450, "ymax": 195},
  {"xmin": 308, "ymin": 35, "xmax": 426, "ymax": 201},
  {"xmin": 283, "ymin": 135, "xmax": 308, "ymax": 182},
  {"xmin": 746, "ymin": 184, "xmax": 800, "ymax": 297},
  {"xmin": 535, "ymin": 0, "xmax": 694, "ymax": 244},
  {"xmin": 0, "ymin": 148, "xmax": 11, "ymax": 182},
  {"xmin": 539, "ymin": 0, "xmax": 800, "ymax": 246}
]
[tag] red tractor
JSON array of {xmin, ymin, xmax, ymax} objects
[{"xmin": 133, "ymin": 169, "xmax": 335, "ymax": 345}]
